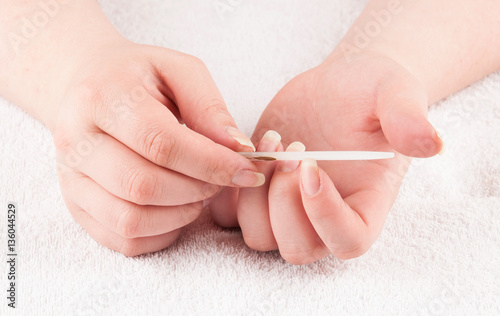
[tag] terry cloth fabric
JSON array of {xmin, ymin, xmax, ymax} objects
[{"xmin": 1, "ymin": 0, "xmax": 499, "ymax": 314}]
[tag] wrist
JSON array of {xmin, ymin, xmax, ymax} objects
[
  {"xmin": 325, "ymin": 44, "xmax": 433, "ymax": 103},
  {"xmin": 326, "ymin": 0, "xmax": 500, "ymax": 105},
  {"xmin": 0, "ymin": 0, "xmax": 127, "ymax": 132}
]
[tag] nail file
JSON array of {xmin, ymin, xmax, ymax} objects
[{"xmin": 239, "ymin": 151, "xmax": 394, "ymax": 161}]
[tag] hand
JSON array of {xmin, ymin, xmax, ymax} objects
[
  {"xmin": 53, "ymin": 41, "xmax": 264, "ymax": 256},
  {"xmin": 210, "ymin": 52, "xmax": 443, "ymax": 264}
]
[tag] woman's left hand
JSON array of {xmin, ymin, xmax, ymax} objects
[{"xmin": 210, "ymin": 52, "xmax": 443, "ymax": 264}]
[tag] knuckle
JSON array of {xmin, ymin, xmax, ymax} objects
[
  {"xmin": 192, "ymin": 98, "xmax": 228, "ymax": 132},
  {"xmin": 73, "ymin": 79, "xmax": 106, "ymax": 105},
  {"xmin": 53, "ymin": 128, "xmax": 76, "ymax": 153},
  {"xmin": 71, "ymin": 79, "xmax": 108, "ymax": 120},
  {"xmin": 139, "ymin": 127, "xmax": 180, "ymax": 168},
  {"xmin": 121, "ymin": 167, "xmax": 156, "ymax": 205},
  {"xmin": 186, "ymin": 55, "xmax": 207, "ymax": 69},
  {"xmin": 116, "ymin": 206, "xmax": 141, "ymax": 238},
  {"xmin": 202, "ymin": 158, "xmax": 231, "ymax": 185},
  {"xmin": 199, "ymin": 98, "xmax": 225, "ymax": 113}
]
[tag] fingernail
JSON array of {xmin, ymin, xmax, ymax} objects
[
  {"xmin": 277, "ymin": 141, "xmax": 306, "ymax": 172},
  {"xmin": 226, "ymin": 126, "xmax": 256, "ymax": 152},
  {"xmin": 438, "ymin": 142, "xmax": 445, "ymax": 155},
  {"xmin": 202, "ymin": 198, "xmax": 210, "ymax": 209},
  {"xmin": 258, "ymin": 130, "xmax": 281, "ymax": 151},
  {"xmin": 301, "ymin": 159, "xmax": 320, "ymax": 196},
  {"xmin": 202, "ymin": 187, "xmax": 223, "ymax": 208},
  {"xmin": 435, "ymin": 129, "xmax": 445, "ymax": 155},
  {"xmin": 232, "ymin": 169, "xmax": 265, "ymax": 187}
]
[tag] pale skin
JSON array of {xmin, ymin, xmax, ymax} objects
[
  {"xmin": 1, "ymin": 1, "xmax": 499, "ymax": 262},
  {"xmin": 0, "ymin": 0, "xmax": 265, "ymax": 256},
  {"xmin": 210, "ymin": 0, "xmax": 500, "ymax": 264}
]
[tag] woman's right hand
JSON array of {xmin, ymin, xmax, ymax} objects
[{"xmin": 53, "ymin": 41, "xmax": 264, "ymax": 256}]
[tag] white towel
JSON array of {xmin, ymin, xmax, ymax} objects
[{"xmin": 1, "ymin": 0, "xmax": 499, "ymax": 314}]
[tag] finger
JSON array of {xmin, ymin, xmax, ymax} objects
[
  {"xmin": 66, "ymin": 201, "xmax": 181, "ymax": 257},
  {"xmin": 377, "ymin": 73, "xmax": 443, "ymax": 157},
  {"xmin": 61, "ymin": 171, "xmax": 202, "ymax": 238},
  {"xmin": 208, "ymin": 126, "xmax": 261, "ymax": 228},
  {"xmin": 300, "ymin": 159, "xmax": 390, "ymax": 259},
  {"xmin": 150, "ymin": 47, "xmax": 255, "ymax": 152},
  {"xmin": 57, "ymin": 132, "xmax": 220, "ymax": 206},
  {"xmin": 208, "ymin": 187, "xmax": 240, "ymax": 227},
  {"xmin": 237, "ymin": 130, "xmax": 283, "ymax": 251},
  {"xmin": 269, "ymin": 142, "xmax": 330, "ymax": 265},
  {"xmin": 91, "ymin": 93, "xmax": 264, "ymax": 188}
]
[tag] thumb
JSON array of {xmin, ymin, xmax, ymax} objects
[
  {"xmin": 377, "ymin": 74, "xmax": 443, "ymax": 158},
  {"xmin": 151, "ymin": 48, "xmax": 255, "ymax": 152}
]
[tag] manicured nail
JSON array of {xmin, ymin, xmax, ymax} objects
[
  {"xmin": 434, "ymin": 129, "xmax": 445, "ymax": 155},
  {"xmin": 277, "ymin": 141, "xmax": 306, "ymax": 172},
  {"xmin": 258, "ymin": 130, "xmax": 281, "ymax": 151},
  {"xmin": 202, "ymin": 187, "xmax": 223, "ymax": 208},
  {"xmin": 226, "ymin": 126, "xmax": 256, "ymax": 152},
  {"xmin": 202, "ymin": 198, "xmax": 210, "ymax": 209},
  {"xmin": 232, "ymin": 170, "xmax": 265, "ymax": 187},
  {"xmin": 301, "ymin": 159, "xmax": 320, "ymax": 196},
  {"xmin": 438, "ymin": 142, "xmax": 445, "ymax": 155}
]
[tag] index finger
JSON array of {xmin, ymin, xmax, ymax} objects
[{"xmin": 94, "ymin": 93, "xmax": 264, "ymax": 188}]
